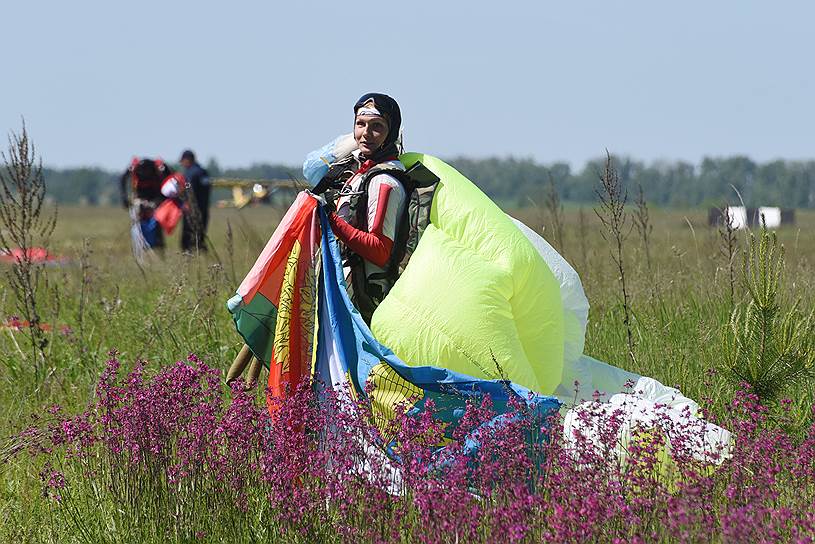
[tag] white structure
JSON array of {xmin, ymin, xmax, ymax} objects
[
  {"xmin": 725, "ymin": 206, "xmax": 748, "ymax": 230},
  {"xmin": 757, "ymin": 206, "xmax": 781, "ymax": 229}
]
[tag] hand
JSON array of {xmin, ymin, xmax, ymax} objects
[{"xmin": 307, "ymin": 190, "xmax": 335, "ymax": 213}]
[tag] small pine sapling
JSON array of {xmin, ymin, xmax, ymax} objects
[{"xmin": 723, "ymin": 229, "xmax": 815, "ymax": 399}]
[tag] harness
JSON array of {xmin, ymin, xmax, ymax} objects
[
  {"xmin": 340, "ymin": 161, "xmax": 439, "ymax": 323},
  {"xmin": 318, "ymin": 153, "xmax": 440, "ymax": 322}
]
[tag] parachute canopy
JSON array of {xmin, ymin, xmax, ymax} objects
[
  {"xmin": 371, "ymin": 154, "xmax": 565, "ymax": 395},
  {"xmin": 230, "ymin": 146, "xmax": 731, "ymax": 470}
]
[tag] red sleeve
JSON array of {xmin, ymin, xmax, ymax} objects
[{"xmin": 328, "ymin": 183, "xmax": 394, "ymax": 268}]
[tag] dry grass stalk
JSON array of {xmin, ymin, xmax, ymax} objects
[
  {"xmin": 633, "ymin": 184, "xmax": 653, "ymax": 272},
  {"xmin": 226, "ymin": 219, "xmax": 237, "ymax": 287},
  {"xmin": 0, "ymin": 122, "xmax": 57, "ymax": 380},
  {"xmin": 718, "ymin": 203, "xmax": 739, "ymax": 308},
  {"xmin": 543, "ymin": 173, "xmax": 565, "ymax": 253},
  {"xmin": 77, "ymin": 237, "xmax": 93, "ymax": 356},
  {"xmin": 594, "ymin": 151, "xmax": 635, "ymax": 362},
  {"xmin": 577, "ymin": 206, "xmax": 590, "ymax": 279}
]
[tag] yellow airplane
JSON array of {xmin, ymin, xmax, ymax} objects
[{"xmin": 210, "ymin": 178, "xmax": 304, "ymax": 208}]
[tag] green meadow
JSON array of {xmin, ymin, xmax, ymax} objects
[{"xmin": 1, "ymin": 202, "xmax": 813, "ymax": 542}]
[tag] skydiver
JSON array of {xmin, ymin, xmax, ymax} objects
[
  {"xmin": 309, "ymin": 93, "xmax": 408, "ymax": 324},
  {"xmin": 120, "ymin": 157, "xmax": 175, "ymax": 250}
]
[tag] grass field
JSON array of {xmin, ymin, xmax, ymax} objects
[{"xmin": 2, "ymin": 201, "xmax": 814, "ymax": 542}]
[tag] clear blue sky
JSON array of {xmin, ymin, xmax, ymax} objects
[{"xmin": 1, "ymin": 1, "xmax": 813, "ymax": 170}]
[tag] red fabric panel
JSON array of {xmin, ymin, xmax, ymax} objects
[
  {"xmin": 329, "ymin": 210, "xmax": 393, "ymax": 268},
  {"xmin": 369, "ymin": 183, "xmax": 391, "ymax": 235},
  {"xmin": 154, "ymin": 199, "xmax": 184, "ymax": 234}
]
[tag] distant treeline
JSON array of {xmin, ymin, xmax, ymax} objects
[
  {"xmin": 43, "ymin": 161, "xmax": 296, "ymax": 206},
  {"xmin": 43, "ymin": 156, "xmax": 815, "ymax": 208}
]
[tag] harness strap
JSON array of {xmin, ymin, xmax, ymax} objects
[{"xmin": 340, "ymin": 159, "xmax": 439, "ymax": 323}]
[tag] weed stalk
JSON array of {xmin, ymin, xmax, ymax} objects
[
  {"xmin": 718, "ymin": 203, "xmax": 738, "ymax": 308},
  {"xmin": 544, "ymin": 173, "xmax": 565, "ymax": 254},
  {"xmin": 594, "ymin": 152, "xmax": 635, "ymax": 362},
  {"xmin": 633, "ymin": 184, "xmax": 653, "ymax": 272},
  {"xmin": 0, "ymin": 122, "xmax": 57, "ymax": 381}
]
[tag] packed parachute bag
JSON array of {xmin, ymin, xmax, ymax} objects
[
  {"xmin": 228, "ymin": 133, "xmax": 732, "ymax": 478},
  {"xmin": 339, "ymin": 162, "xmax": 437, "ymax": 318},
  {"xmin": 155, "ymin": 172, "xmax": 186, "ymax": 234}
]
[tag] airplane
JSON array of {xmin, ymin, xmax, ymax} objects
[{"xmin": 210, "ymin": 178, "xmax": 304, "ymax": 208}]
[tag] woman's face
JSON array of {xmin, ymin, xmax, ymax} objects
[{"xmin": 354, "ymin": 115, "xmax": 389, "ymax": 156}]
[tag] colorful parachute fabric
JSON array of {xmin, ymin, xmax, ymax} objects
[
  {"xmin": 315, "ymin": 210, "xmax": 559, "ymax": 446},
  {"xmin": 227, "ymin": 192, "xmax": 321, "ymax": 405},
  {"xmin": 232, "ymin": 150, "xmax": 732, "ymax": 470},
  {"xmin": 228, "ymin": 190, "xmax": 560, "ymax": 448}
]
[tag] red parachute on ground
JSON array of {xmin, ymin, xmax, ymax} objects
[{"xmin": 0, "ymin": 247, "xmax": 68, "ymax": 265}]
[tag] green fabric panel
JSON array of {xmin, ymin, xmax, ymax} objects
[
  {"xmin": 371, "ymin": 154, "xmax": 564, "ymax": 394},
  {"xmin": 232, "ymin": 292, "xmax": 278, "ymax": 366}
]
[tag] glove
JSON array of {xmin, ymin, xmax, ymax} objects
[{"xmin": 307, "ymin": 190, "xmax": 336, "ymax": 213}]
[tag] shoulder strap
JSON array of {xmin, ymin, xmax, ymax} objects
[
  {"xmin": 357, "ymin": 161, "xmax": 440, "ymax": 279},
  {"xmin": 313, "ymin": 154, "xmax": 360, "ymax": 194},
  {"xmin": 361, "ymin": 160, "xmax": 438, "ymax": 192},
  {"xmin": 358, "ymin": 162, "xmax": 406, "ymax": 183},
  {"xmin": 351, "ymin": 162, "xmax": 408, "ymax": 230}
]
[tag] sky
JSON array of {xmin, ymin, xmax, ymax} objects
[{"xmin": 1, "ymin": 1, "xmax": 813, "ymax": 170}]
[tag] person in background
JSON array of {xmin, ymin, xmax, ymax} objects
[
  {"xmin": 120, "ymin": 157, "xmax": 174, "ymax": 249},
  {"xmin": 179, "ymin": 149, "xmax": 211, "ymax": 253}
]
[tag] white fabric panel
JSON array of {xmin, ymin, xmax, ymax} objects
[
  {"xmin": 563, "ymin": 378, "xmax": 733, "ymax": 465},
  {"xmin": 510, "ymin": 216, "xmax": 589, "ymax": 369}
]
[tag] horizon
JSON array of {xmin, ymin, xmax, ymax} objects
[{"xmin": 36, "ymin": 151, "xmax": 815, "ymax": 175}]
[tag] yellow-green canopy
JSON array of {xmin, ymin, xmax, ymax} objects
[{"xmin": 371, "ymin": 154, "xmax": 565, "ymax": 394}]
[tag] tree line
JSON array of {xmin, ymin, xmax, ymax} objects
[{"xmin": 42, "ymin": 155, "xmax": 815, "ymax": 208}]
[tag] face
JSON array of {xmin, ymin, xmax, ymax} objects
[
  {"xmin": 354, "ymin": 115, "xmax": 389, "ymax": 156},
  {"xmin": 180, "ymin": 158, "xmax": 193, "ymax": 169}
]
